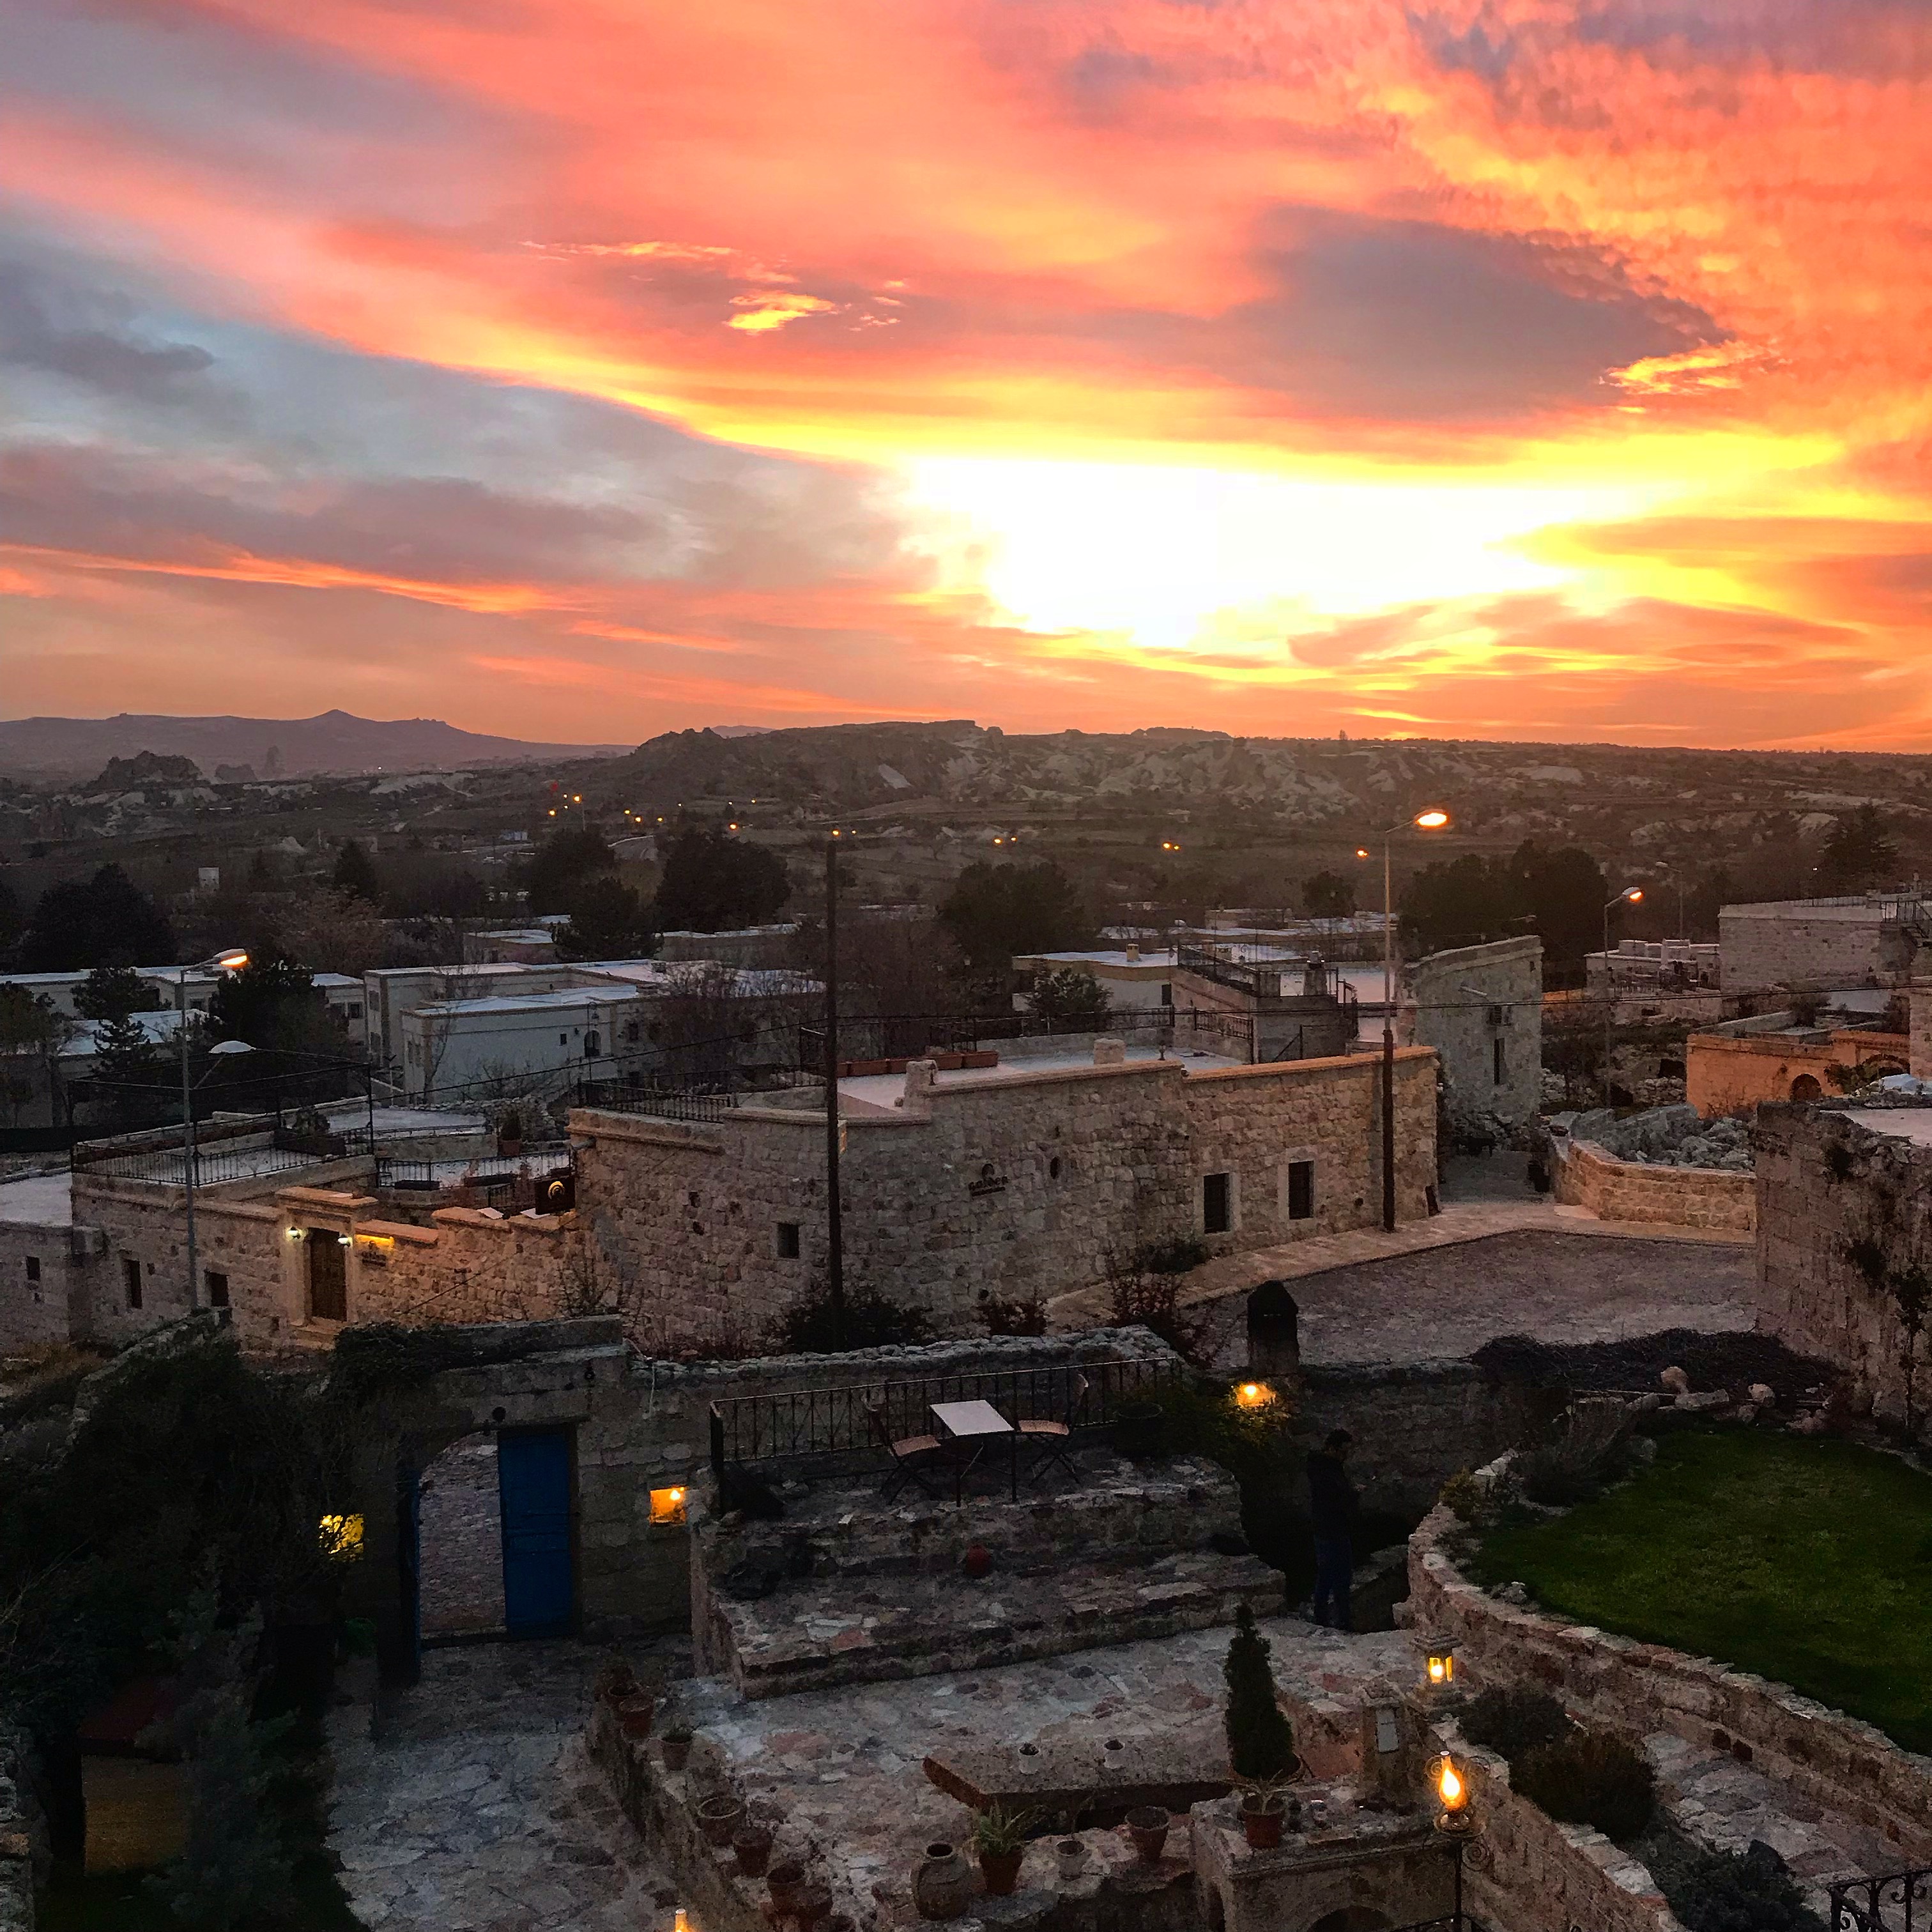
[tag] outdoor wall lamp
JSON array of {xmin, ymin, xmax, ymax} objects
[
  {"xmin": 650, "ymin": 1486, "xmax": 689, "ymax": 1525},
  {"xmin": 1425, "ymin": 1647, "xmax": 1455, "ymax": 1689}
]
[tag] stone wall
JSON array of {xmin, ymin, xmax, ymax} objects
[
  {"xmin": 1719, "ymin": 902, "xmax": 1913, "ymax": 995},
  {"xmin": 1406, "ymin": 1489, "xmax": 1932, "ymax": 1866},
  {"xmin": 0, "ymin": 1215, "xmax": 81, "ymax": 1354},
  {"xmin": 1552, "ymin": 1135, "xmax": 1756, "ymax": 1234},
  {"xmin": 1405, "ymin": 935, "xmax": 1544, "ymax": 1142},
  {"xmin": 571, "ymin": 1046, "xmax": 1438, "ymax": 1350},
  {"xmin": 1755, "ymin": 1102, "xmax": 1932, "ymax": 1422},
  {"xmin": 1687, "ymin": 1028, "xmax": 1908, "ymax": 1117},
  {"xmin": 0, "ymin": 1729, "xmax": 36, "ymax": 1932}
]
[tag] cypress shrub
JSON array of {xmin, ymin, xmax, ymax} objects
[{"xmin": 1223, "ymin": 1604, "xmax": 1297, "ymax": 1778}]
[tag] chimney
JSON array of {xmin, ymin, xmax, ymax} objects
[{"xmin": 1126, "ymin": 942, "xmax": 1141, "ymax": 963}]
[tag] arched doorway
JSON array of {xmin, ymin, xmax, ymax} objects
[{"xmin": 1791, "ymin": 1073, "xmax": 1823, "ymax": 1102}]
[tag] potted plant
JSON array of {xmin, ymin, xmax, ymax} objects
[
  {"xmin": 797, "ymin": 1881, "xmax": 834, "ymax": 1929},
  {"xmin": 1239, "ymin": 1776, "xmax": 1296, "ymax": 1850},
  {"xmin": 1125, "ymin": 1805, "xmax": 1170, "ymax": 1864},
  {"xmin": 1053, "ymin": 1836, "xmax": 1088, "ymax": 1884},
  {"xmin": 1113, "ymin": 1395, "xmax": 1164, "ymax": 1460},
  {"xmin": 733, "ymin": 1822, "xmax": 774, "ymax": 1878},
  {"xmin": 594, "ymin": 1652, "xmax": 638, "ymax": 1705},
  {"xmin": 618, "ymin": 1692, "xmax": 655, "ymax": 1739},
  {"xmin": 498, "ymin": 1108, "xmax": 524, "ymax": 1157},
  {"xmin": 970, "ymin": 1804, "xmax": 1033, "ymax": 1897},
  {"xmin": 696, "ymin": 1791, "xmax": 744, "ymax": 1846},
  {"xmin": 661, "ymin": 1722, "xmax": 694, "ymax": 1772},
  {"xmin": 767, "ymin": 1861, "xmax": 805, "ymax": 1917}
]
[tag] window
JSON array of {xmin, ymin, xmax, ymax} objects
[
  {"xmin": 24, "ymin": 1255, "xmax": 38, "ymax": 1284},
  {"xmin": 1287, "ymin": 1161, "xmax": 1314, "ymax": 1222},
  {"xmin": 625, "ymin": 1020, "xmax": 641, "ymax": 1043},
  {"xmin": 122, "ymin": 1255, "xmax": 142, "ymax": 1310},
  {"xmin": 1203, "ymin": 1171, "xmax": 1232, "ymax": 1235},
  {"xmin": 348, "ymin": 1003, "xmax": 362, "ymax": 1020},
  {"xmin": 1492, "ymin": 1037, "xmax": 1506, "ymax": 1085},
  {"xmin": 776, "ymin": 1221, "xmax": 802, "ymax": 1259},
  {"xmin": 1160, "ymin": 983, "xmax": 1173, "ymax": 1008},
  {"xmin": 559, "ymin": 1032, "xmax": 569, "ymax": 1046},
  {"xmin": 584, "ymin": 1031, "xmax": 602, "ymax": 1058},
  {"xmin": 649, "ymin": 1486, "xmax": 688, "ymax": 1525},
  {"xmin": 205, "ymin": 1270, "xmax": 230, "ymax": 1309}
]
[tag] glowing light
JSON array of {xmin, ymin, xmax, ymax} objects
[
  {"xmin": 1427, "ymin": 1650, "xmax": 1454, "ymax": 1686},
  {"xmin": 1413, "ymin": 809, "xmax": 1450, "ymax": 831},
  {"xmin": 213, "ymin": 949, "xmax": 249, "ymax": 971},
  {"xmin": 1356, "ymin": 848, "xmax": 1370, "ymax": 859},
  {"xmin": 319, "ymin": 1513, "xmax": 365, "ymax": 1561},
  {"xmin": 1234, "ymin": 1381, "xmax": 1276, "ymax": 1410},
  {"xmin": 1437, "ymin": 1756, "xmax": 1467, "ymax": 1814},
  {"xmin": 650, "ymin": 1486, "xmax": 689, "ymax": 1525}
]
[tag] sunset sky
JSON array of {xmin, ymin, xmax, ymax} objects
[{"xmin": 3, "ymin": 0, "xmax": 1929, "ymax": 748}]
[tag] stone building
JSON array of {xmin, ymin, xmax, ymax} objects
[
  {"xmin": 1686, "ymin": 1016, "xmax": 1908, "ymax": 1115},
  {"xmin": 1401, "ymin": 935, "xmax": 1542, "ymax": 1144},
  {"xmin": 1, "ymin": 1036, "xmax": 1439, "ymax": 1355},
  {"xmin": 1720, "ymin": 892, "xmax": 1931, "ymax": 995}
]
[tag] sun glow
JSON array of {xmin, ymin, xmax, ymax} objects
[{"xmin": 907, "ymin": 457, "xmax": 1677, "ymax": 654}]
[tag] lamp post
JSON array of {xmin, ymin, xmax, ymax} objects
[
  {"xmin": 1600, "ymin": 887, "xmax": 1643, "ymax": 1108},
  {"xmin": 1366, "ymin": 810, "xmax": 1451, "ymax": 1231},
  {"xmin": 1432, "ymin": 1752, "xmax": 1482, "ymax": 1929},
  {"xmin": 176, "ymin": 949, "xmax": 249, "ymax": 1311},
  {"xmin": 822, "ymin": 837, "xmax": 845, "ymax": 1351}
]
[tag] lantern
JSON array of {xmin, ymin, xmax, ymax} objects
[
  {"xmin": 1436, "ymin": 1754, "xmax": 1472, "ymax": 1830},
  {"xmin": 1234, "ymin": 1381, "xmax": 1276, "ymax": 1411},
  {"xmin": 650, "ymin": 1487, "xmax": 688, "ymax": 1526},
  {"xmin": 1425, "ymin": 1648, "xmax": 1455, "ymax": 1689}
]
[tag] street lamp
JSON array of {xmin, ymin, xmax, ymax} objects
[
  {"xmin": 176, "ymin": 949, "xmax": 248, "ymax": 1311},
  {"xmin": 1368, "ymin": 810, "xmax": 1451, "ymax": 1231},
  {"xmin": 1433, "ymin": 1752, "xmax": 1481, "ymax": 1928},
  {"xmin": 1601, "ymin": 888, "xmax": 1644, "ymax": 1108}
]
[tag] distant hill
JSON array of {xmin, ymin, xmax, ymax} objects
[
  {"xmin": 0, "ymin": 710, "xmax": 632, "ymax": 781},
  {"xmin": 91, "ymin": 751, "xmax": 204, "ymax": 790}
]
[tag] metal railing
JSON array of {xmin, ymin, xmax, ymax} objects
[
  {"xmin": 708, "ymin": 1354, "xmax": 1186, "ymax": 1476},
  {"xmin": 72, "ymin": 1123, "xmax": 376, "ymax": 1186},
  {"xmin": 374, "ymin": 1147, "xmax": 572, "ymax": 1190},
  {"xmin": 1832, "ymin": 1865, "xmax": 1932, "ymax": 1932},
  {"xmin": 574, "ymin": 1081, "xmax": 744, "ymax": 1123}
]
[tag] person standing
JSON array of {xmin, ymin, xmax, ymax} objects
[{"xmin": 1307, "ymin": 1428, "xmax": 1358, "ymax": 1630}]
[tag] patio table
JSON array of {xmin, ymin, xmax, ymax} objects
[{"xmin": 928, "ymin": 1398, "xmax": 1016, "ymax": 1503}]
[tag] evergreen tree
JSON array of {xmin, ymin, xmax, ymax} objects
[
  {"xmin": 523, "ymin": 824, "xmax": 619, "ymax": 914},
  {"xmin": 1822, "ymin": 805, "xmax": 1901, "ymax": 893},
  {"xmin": 555, "ymin": 876, "xmax": 655, "ymax": 961},
  {"xmin": 938, "ymin": 861, "xmax": 1094, "ymax": 973},
  {"xmin": 330, "ymin": 839, "xmax": 382, "ymax": 905},
  {"xmin": 75, "ymin": 962, "xmax": 164, "ymax": 1022},
  {"xmin": 19, "ymin": 863, "xmax": 176, "ymax": 970},
  {"xmin": 1301, "ymin": 870, "xmax": 1356, "ymax": 919},
  {"xmin": 1024, "ymin": 966, "xmax": 1111, "ymax": 1024},
  {"xmin": 1224, "ymin": 1602, "xmax": 1297, "ymax": 1778},
  {"xmin": 652, "ymin": 827, "xmax": 793, "ymax": 933},
  {"xmin": 92, "ymin": 1009, "xmax": 165, "ymax": 1091}
]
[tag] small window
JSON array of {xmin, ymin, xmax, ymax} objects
[
  {"xmin": 624, "ymin": 1020, "xmax": 641, "ymax": 1043},
  {"xmin": 650, "ymin": 1486, "xmax": 688, "ymax": 1526},
  {"xmin": 1287, "ymin": 1161, "xmax": 1314, "ymax": 1222},
  {"xmin": 122, "ymin": 1255, "xmax": 142, "ymax": 1310},
  {"xmin": 205, "ymin": 1270, "xmax": 230, "ymax": 1309},
  {"xmin": 1203, "ymin": 1171, "xmax": 1232, "ymax": 1236},
  {"xmin": 776, "ymin": 1221, "xmax": 801, "ymax": 1259},
  {"xmin": 1159, "ymin": 983, "xmax": 1172, "ymax": 1008},
  {"xmin": 348, "ymin": 1003, "xmax": 362, "ymax": 1020},
  {"xmin": 24, "ymin": 1255, "xmax": 39, "ymax": 1284},
  {"xmin": 584, "ymin": 1031, "xmax": 601, "ymax": 1058},
  {"xmin": 1492, "ymin": 1037, "xmax": 1506, "ymax": 1085},
  {"xmin": 559, "ymin": 1032, "xmax": 569, "ymax": 1046}
]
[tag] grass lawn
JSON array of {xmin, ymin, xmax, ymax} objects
[{"xmin": 1471, "ymin": 1428, "xmax": 1932, "ymax": 1755}]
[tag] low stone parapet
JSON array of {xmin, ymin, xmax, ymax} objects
[
  {"xmin": 1553, "ymin": 1136, "xmax": 1756, "ymax": 1234},
  {"xmin": 1406, "ymin": 1485, "xmax": 1932, "ymax": 1867}
]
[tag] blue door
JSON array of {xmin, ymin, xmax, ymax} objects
[{"xmin": 497, "ymin": 1429, "xmax": 575, "ymax": 1636}]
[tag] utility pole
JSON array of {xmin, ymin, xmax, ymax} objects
[{"xmin": 822, "ymin": 836, "xmax": 845, "ymax": 1349}]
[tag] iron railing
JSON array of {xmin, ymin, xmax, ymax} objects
[
  {"xmin": 72, "ymin": 1121, "xmax": 376, "ymax": 1186},
  {"xmin": 574, "ymin": 1082, "xmax": 744, "ymax": 1123},
  {"xmin": 374, "ymin": 1148, "xmax": 572, "ymax": 1190},
  {"xmin": 1832, "ymin": 1866, "xmax": 1932, "ymax": 1932},
  {"xmin": 708, "ymin": 1354, "xmax": 1186, "ymax": 1476}
]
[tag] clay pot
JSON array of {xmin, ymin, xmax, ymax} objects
[
  {"xmin": 962, "ymin": 1544, "xmax": 992, "ymax": 1579},
  {"xmin": 734, "ymin": 1825, "xmax": 774, "ymax": 1878},
  {"xmin": 1053, "ymin": 1837, "xmax": 1087, "ymax": 1884},
  {"xmin": 767, "ymin": 1862, "xmax": 805, "ymax": 1916},
  {"xmin": 1101, "ymin": 1738, "xmax": 1126, "ymax": 1774},
  {"xmin": 1240, "ymin": 1800, "xmax": 1284, "ymax": 1850},
  {"xmin": 661, "ymin": 1733, "xmax": 693, "ymax": 1772},
  {"xmin": 978, "ymin": 1847, "xmax": 1024, "ymax": 1897},
  {"xmin": 697, "ymin": 1793, "xmax": 745, "ymax": 1846},
  {"xmin": 1125, "ymin": 1806, "xmax": 1169, "ymax": 1864},
  {"xmin": 912, "ymin": 1842, "xmax": 975, "ymax": 1922},
  {"xmin": 599, "ymin": 1664, "xmax": 638, "ymax": 1703},
  {"xmin": 618, "ymin": 1694, "xmax": 655, "ymax": 1739},
  {"xmin": 797, "ymin": 1882, "xmax": 834, "ymax": 1929}
]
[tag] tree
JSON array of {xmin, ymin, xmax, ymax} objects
[
  {"xmin": 91, "ymin": 1009, "xmax": 167, "ymax": 1092},
  {"xmin": 207, "ymin": 955, "xmax": 335, "ymax": 1054},
  {"xmin": 939, "ymin": 861, "xmax": 1094, "ymax": 974},
  {"xmin": 260, "ymin": 886, "xmax": 388, "ymax": 977},
  {"xmin": 1399, "ymin": 854, "xmax": 1522, "ymax": 957},
  {"xmin": 555, "ymin": 876, "xmax": 654, "ymax": 962},
  {"xmin": 1025, "ymin": 967, "xmax": 1112, "ymax": 1025},
  {"xmin": 19, "ymin": 863, "xmax": 176, "ymax": 970},
  {"xmin": 1301, "ymin": 870, "xmax": 1356, "ymax": 919},
  {"xmin": 1822, "ymin": 806, "xmax": 1901, "ymax": 893},
  {"xmin": 523, "ymin": 825, "xmax": 619, "ymax": 914},
  {"xmin": 330, "ymin": 839, "xmax": 382, "ymax": 905},
  {"xmin": 0, "ymin": 986, "xmax": 70, "ymax": 1126},
  {"xmin": 1514, "ymin": 842, "xmax": 1611, "ymax": 974},
  {"xmin": 1223, "ymin": 1602, "xmax": 1296, "ymax": 1778},
  {"xmin": 0, "ymin": 871, "xmax": 20, "ymax": 958},
  {"xmin": 74, "ymin": 963, "xmax": 164, "ymax": 1022},
  {"xmin": 652, "ymin": 828, "xmax": 792, "ymax": 933}
]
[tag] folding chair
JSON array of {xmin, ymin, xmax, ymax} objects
[
  {"xmin": 1020, "ymin": 1373, "xmax": 1089, "ymax": 1487},
  {"xmin": 865, "ymin": 1396, "xmax": 944, "ymax": 1502}
]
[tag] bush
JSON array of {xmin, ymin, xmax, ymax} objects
[
  {"xmin": 1438, "ymin": 1468, "xmax": 1485, "ymax": 1524},
  {"xmin": 772, "ymin": 1285, "xmax": 935, "ymax": 1353},
  {"xmin": 1514, "ymin": 1730, "xmax": 1655, "ymax": 1844},
  {"xmin": 1223, "ymin": 1603, "xmax": 1296, "ymax": 1778},
  {"xmin": 1650, "ymin": 1837, "xmax": 1825, "ymax": 1932},
  {"xmin": 979, "ymin": 1294, "xmax": 1048, "ymax": 1337},
  {"xmin": 1103, "ymin": 1239, "xmax": 1209, "ymax": 1361},
  {"xmin": 1518, "ymin": 1400, "xmax": 1632, "ymax": 1507},
  {"xmin": 1459, "ymin": 1685, "xmax": 1570, "ymax": 1763}
]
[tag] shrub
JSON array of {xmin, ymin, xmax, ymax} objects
[
  {"xmin": 1518, "ymin": 1400, "xmax": 1632, "ymax": 1506},
  {"xmin": 1223, "ymin": 1603, "xmax": 1297, "ymax": 1778},
  {"xmin": 1438, "ymin": 1468, "xmax": 1485, "ymax": 1524},
  {"xmin": 1459, "ymin": 1685, "xmax": 1570, "ymax": 1763},
  {"xmin": 1103, "ymin": 1241, "xmax": 1208, "ymax": 1361},
  {"xmin": 1514, "ymin": 1730, "xmax": 1655, "ymax": 1844},
  {"xmin": 773, "ymin": 1285, "xmax": 935, "ymax": 1353},
  {"xmin": 1650, "ymin": 1837, "xmax": 1825, "ymax": 1932},
  {"xmin": 980, "ymin": 1293, "xmax": 1048, "ymax": 1337}
]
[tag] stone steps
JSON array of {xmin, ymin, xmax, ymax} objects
[
  {"xmin": 1644, "ymin": 1731, "xmax": 1900, "ymax": 1918},
  {"xmin": 708, "ymin": 1548, "xmax": 1285, "ymax": 1699}
]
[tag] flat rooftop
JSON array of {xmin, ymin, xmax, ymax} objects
[
  {"xmin": 0, "ymin": 1171, "xmax": 74, "ymax": 1228},
  {"xmin": 1842, "ymin": 1106, "xmax": 1932, "ymax": 1149},
  {"xmin": 836, "ymin": 1040, "xmax": 1247, "ymax": 1109}
]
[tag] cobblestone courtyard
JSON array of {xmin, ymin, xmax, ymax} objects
[{"xmin": 328, "ymin": 1643, "xmax": 682, "ymax": 1931}]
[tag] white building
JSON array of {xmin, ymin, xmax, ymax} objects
[
  {"xmin": 400, "ymin": 985, "xmax": 641, "ymax": 1097},
  {"xmin": 1011, "ymin": 947, "xmax": 1178, "ymax": 1011},
  {"xmin": 0, "ymin": 965, "xmax": 224, "ymax": 1019}
]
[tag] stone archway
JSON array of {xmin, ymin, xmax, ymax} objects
[{"xmin": 1791, "ymin": 1073, "xmax": 1823, "ymax": 1102}]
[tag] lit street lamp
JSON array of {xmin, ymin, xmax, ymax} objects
[
  {"xmin": 1433, "ymin": 1752, "xmax": 1482, "ymax": 1929},
  {"xmin": 176, "ymin": 950, "xmax": 249, "ymax": 1312},
  {"xmin": 1365, "ymin": 811, "xmax": 1451, "ymax": 1231},
  {"xmin": 1601, "ymin": 887, "xmax": 1644, "ymax": 1108}
]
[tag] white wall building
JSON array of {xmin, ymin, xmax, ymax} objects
[
  {"xmin": 400, "ymin": 985, "xmax": 641, "ymax": 1098},
  {"xmin": 1011, "ymin": 947, "xmax": 1177, "ymax": 1011}
]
